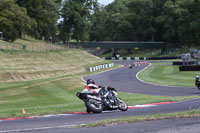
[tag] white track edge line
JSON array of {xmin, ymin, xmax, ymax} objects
[{"xmin": 136, "ymin": 63, "xmax": 183, "ymax": 88}]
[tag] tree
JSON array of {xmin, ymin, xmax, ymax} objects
[
  {"xmin": 58, "ymin": 20, "xmax": 72, "ymax": 44},
  {"xmin": 157, "ymin": 1, "xmax": 178, "ymax": 44},
  {"xmin": 89, "ymin": 5, "xmax": 108, "ymax": 41},
  {"xmin": 0, "ymin": 0, "xmax": 35, "ymax": 41},
  {"xmin": 90, "ymin": 0, "xmax": 155, "ymax": 41},
  {"xmin": 126, "ymin": 0, "xmax": 154, "ymax": 41},
  {"xmin": 186, "ymin": 0, "xmax": 200, "ymax": 46},
  {"xmin": 151, "ymin": 0, "xmax": 168, "ymax": 41},
  {"xmin": 103, "ymin": 0, "xmax": 133, "ymax": 41},
  {"xmin": 16, "ymin": 0, "xmax": 61, "ymax": 40},
  {"xmin": 0, "ymin": 17, "xmax": 18, "ymax": 42},
  {"xmin": 89, "ymin": 0, "xmax": 134, "ymax": 41},
  {"xmin": 59, "ymin": 0, "xmax": 98, "ymax": 44},
  {"xmin": 160, "ymin": 0, "xmax": 200, "ymax": 47}
]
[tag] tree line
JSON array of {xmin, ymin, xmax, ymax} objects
[
  {"xmin": 0, "ymin": 0, "xmax": 200, "ymax": 47},
  {"xmin": 0, "ymin": 0, "xmax": 61, "ymax": 42}
]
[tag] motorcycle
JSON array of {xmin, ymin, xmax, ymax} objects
[
  {"xmin": 195, "ymin": 76, "xmax": 200, "ymax": 90},
  {"xmin": 129, "ymin": 64, "xmax": 134, "ymax": 69},
  {"xmin": 76, "ymin": 86, "xmax": 128, "ymax": 113}
]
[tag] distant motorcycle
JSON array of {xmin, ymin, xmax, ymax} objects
[
  {"xmin": 129, "ymin": 64, "xmax": 134, "ymax": 69},
  {"xmin": 76, "ymin": 86, "xmax": 128, "ymax": 113},
  {"xmin": 195, "ymin": 76, "xmax": 200, "ymax": 90}
]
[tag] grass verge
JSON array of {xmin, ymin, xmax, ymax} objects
[
  {"xmin": 0, "ymin": 49, "xmax": 110, "ymax": 82},
  {"xmin": 138, "ymin": 62, "xmax": 200, "ymax": 87}
]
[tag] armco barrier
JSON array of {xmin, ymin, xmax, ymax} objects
[
  {"xmin": 88, "ymin": 63, "xmax": 114, "ymax": 72},
  {"xmin": 172, "ymin": 61, "xmax": 183, "ymax": 65},
  {"xmin": 102, "ymin": 56, "xmax": 181, "ymax": 60},
  {"xmin": 173, "ymin": 61, "xmax": 194, "ymax": 66},
  {"xmin": 148, "ymin": 56, "xmax": 181, "ymax": 60},
  {"xmin": 103, "ymin": 57, "xmax": 147, "ymax": 60}
]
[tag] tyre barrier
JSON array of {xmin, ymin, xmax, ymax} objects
[
  {"xmin": 88, "ymin": 63, "xmax": 114, "ymax": 72},
  {"xmin": 179, "ymin": 65, "xmax": 200, "ymax": 71}
]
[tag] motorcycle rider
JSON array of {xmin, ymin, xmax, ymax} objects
[
  {"xmin": 195, "ymin": 76, "xmax": 200, "ymax": 90},
  {"xmin": 83, "ymin": 79, "xmax": 99, "ymax": 93},
  {"xmin": 195, "ymin": 76, "xmax": 199, "ymax": 86},
  {"xmin": 79, "ymin": 79, "xmax": 128, "ymax": 113},
  {"xmin": 83, "ymin": 79, "xmax": 105, "ymax": 113},
  {"xmin": 84, "ymin": 79, "xmax": 107, "ymax": 97}
]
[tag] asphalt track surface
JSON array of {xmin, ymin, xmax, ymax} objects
[
  {"xmin": 1, "ymin": 61, "xmax": 200, "ymax": 133},
  {"xmin": 84, "ymin": 61, "xmax": 199, "ymax": 96}
]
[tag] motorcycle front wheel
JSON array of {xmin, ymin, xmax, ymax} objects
[
  {"xmin": 117, "ymin": 98, "xmax": 128, "ymax": 111},
  {"xmin": 85, "ymin": 99, "xmax": 103, "ymax": 113}
]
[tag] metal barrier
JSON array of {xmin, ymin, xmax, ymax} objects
[
  {"xmin": 102, "ymin": 56, "xmax": 181, "ymax": 60},
  {"xmin": 88, "ymin": 63, "xmax": 114, "ymax": 72}
]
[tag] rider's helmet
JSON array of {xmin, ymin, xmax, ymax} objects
[{"xmin": 86, "ymin": 79, "xmax": 95, "ymax": 85}]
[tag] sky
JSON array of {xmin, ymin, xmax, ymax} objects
[{"xmin": 98, "ymin": 0, "xmax": 114, "ymax": 5}]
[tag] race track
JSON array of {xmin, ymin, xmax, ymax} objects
[
  {"xmin": 0, "ymin": 61, "xmax": 200, "ymax": 133},
  {"xmin": 84, "ymin": 61, "xmax": 198, "ymax": 96}
]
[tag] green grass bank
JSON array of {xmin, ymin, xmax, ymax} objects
[{"xmin": 138, "ymin": 63, "xmax": 200, "ymax": 87}]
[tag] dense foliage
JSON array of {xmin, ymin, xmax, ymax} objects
[
  {"xmin": 59, "ymin": 0, "xmax": 98, "ymax": 44},
  {"xmin": 0, "ymin": 0, "xmax": 200, "ymax": 47},
  {"xmin": 16, "ymin": 0, "xmax": 61, "ymax": 40},
  {"xmin": 0, "ymin": 0, "xmax": 35, "ymax": 41},
  {"xmin": 90, "ymin": 0, "xmax": 200, "ymax": 47}
]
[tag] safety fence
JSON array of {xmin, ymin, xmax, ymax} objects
[
  {"xmin": 88, "ymin": 63, "xmax": 114, "ymax": 72},
  {"xmin": 0, "ymin": 41, "xmax": 67, "ymax": 52}
]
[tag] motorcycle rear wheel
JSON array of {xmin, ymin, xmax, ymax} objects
[{"xmin": 85, "ymin": 99, "xmax": 103, "ymax": 113}]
